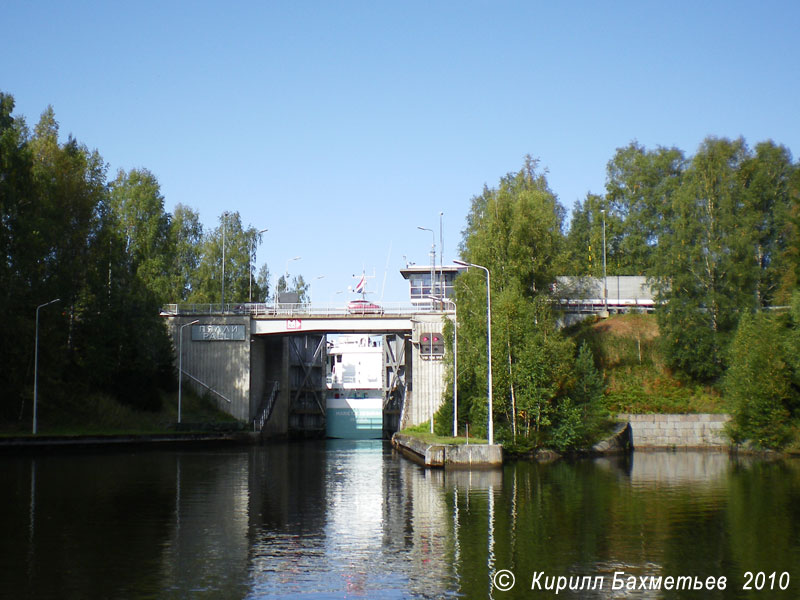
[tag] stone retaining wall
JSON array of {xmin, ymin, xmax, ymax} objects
[{"xmin": 620, "ymin": 413, "xmax": 731, "ymax": 449}]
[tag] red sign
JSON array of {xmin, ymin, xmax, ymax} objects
[{"xmin": 286, "ymin": 319, "xmax": 302, "ymax": 330}]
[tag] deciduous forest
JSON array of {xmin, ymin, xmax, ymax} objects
[{"xmin": 3, "ymin": 92, "xmax": 799, "ymax": 448}]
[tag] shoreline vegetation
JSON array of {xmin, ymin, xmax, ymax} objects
[
  {"xmin": 1, "ymin": 388, "xmax": 239, "ymax": 439},
  {"xmin": 3, "ymin": 91, "xmax": 799, "ymax": 453}
]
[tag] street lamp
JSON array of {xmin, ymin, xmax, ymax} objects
[
  {"xmin": 432, "ymin": 295, "xmax": 458, "ymax": 437},
  {"xmin": 250, "ymin": 228, "xmax": 268, "ymax": 303},
  {"xmin": 285, "ymin": 256, "xmax": 301, "ymax": 281},
  {"xmin": 417, "ymin": 226, "xmax": 436, "ymax": 300},
  {"xmin": 282, "ymin": 256, "xmax": 302, "ymax": 303},
  {"xmin": 601, "ymin": 208, "xmax": 608, "ymax": 313},
  {"xmin": 220, "ymin": 211, "xmax": 231, "ymax": 313},
  {"xmin": 33, "ymin": 298, "xmax": 60, "ymax": 434},
  {"xmin": 439, "ymin": 212, "xmax": 444, "ymax": 296},
  {"xmin": 310, "ymin": 275, "xmax": 325, "ymax": 306},
  {"xmin": 178, "ymin": 319, "xmax": 199, "ymax": 424},
  {"xmin": 453, "ymin": 259, "xmax": 493, "ymax": 445}
]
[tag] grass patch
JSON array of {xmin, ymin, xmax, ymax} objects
[
  {"xmin": 2, "ymin": 388, "xmax": 240, "ymax": 437},
  {"xmin": 568, "ymin": 313, "xmax": 728, "ymax": 414},
  {"xmin": 605, "ymin": 366, "xmax": 727, "ymax": 414},
  {"xmin": 400, "ymin": 423, "xmax": 488, "ymax": 445}
]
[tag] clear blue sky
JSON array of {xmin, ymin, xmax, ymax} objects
[{"xmin": 4, "ymin": 1, "xmax": 799, "ymax": 303}]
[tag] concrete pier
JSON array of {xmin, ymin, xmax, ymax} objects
[{"xmin": 392, "ymin": 433, "xmax": 503, "ymax": 468}]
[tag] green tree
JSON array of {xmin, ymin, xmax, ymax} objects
[
  {"xmin": 169, "ymin": 203, "xmax": 203, "ymax": 301},
  {"xmin": 255, "ymin": 263, "xmax": 272, "ymax": 302},
  {"xmin": 737, "ymin": 141, "xmax": 796, "ymax": 306},
  {"xmin": 0, "ymin": 94, "xmax": 175, "ymax": 421},
  {"xmin": 108, "ymin": 168, "xmax": 174, "ymax": 302},
  {"xmin": 605, "ymin": 142, "xmax": 685, "ymax": 274},
  {"xmin": 0, "ymin": 92, "xmax": 39, "ymax": 417},
  {"xmin": 452, "ymin": 157, "xmax": 573, "ymax": 443},
  {"xmin": 725, "ymin": 312, "xmax": 793, "ymax": 449},
  {"xmin": 74, "ymin": 202, "xmax": 174, "ymax": 410},
  {"xmin": 275, "ymin": 273, "xmax": 309, "ymax": 303},
  {"xmin": 779, "ymin": 165, "xmax": 800, "ymax": 297},
  {"xmin": 190, "ymin": 212, "xmax": 266, "ymax": 305},
  {"xmin": 550, "ymin": 341, "xmax": 609, "ymax": 452},
  {"xmin": 562, "ymin": 193, "xmax": 606, "ymax": 277},
  {"xmin": 654, "ymin": 137, "xmax": 755, "ymax": 380}
]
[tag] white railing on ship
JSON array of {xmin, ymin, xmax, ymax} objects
[{"xmin": 161, "ymin": 302, "xmax": 454, "ymax": 316}]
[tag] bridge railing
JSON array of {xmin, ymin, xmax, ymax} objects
[
  {"xmin": 554, "ymin": 298, "xmax": 655, "ymax": 313},
  {"xmin": 161, "ymin": 301, "xmax": 454, "ymax": 317}
]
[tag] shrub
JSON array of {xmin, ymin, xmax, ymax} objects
[{"xmin": 725, "ymin": 312, "xmax": 793, "ymax": 449}]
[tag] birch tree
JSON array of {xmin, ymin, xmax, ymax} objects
[{"xmin": 448, "ymin": 158, "xmax": 573, "ymax": 442}]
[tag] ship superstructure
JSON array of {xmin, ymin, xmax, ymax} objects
[{"xmin": 326, "ymin": 334, "xmax": 384, "ymax": 439}]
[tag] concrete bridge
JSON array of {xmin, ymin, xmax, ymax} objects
[{"xmin": 162, "ymin": 303, "xmax": 451, "ymax": 439}]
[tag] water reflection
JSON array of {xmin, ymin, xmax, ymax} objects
[
  {"xmin": 2, "ymin": 447, "xmax": 799, "ymax": 598},
  {"xmin": 245, "ymin": 440, "xmax": 462, "ymax": 598},
  {"xmin": 162, "ymin": 451, "xmax": 251, "ymax": 597}
]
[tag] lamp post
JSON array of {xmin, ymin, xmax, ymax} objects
[
  {"xmin": 33, "ymin": 298, "xmax": 60, "ymax": 434},
  {"xmin": 221, "ymin": 211, "xmax": 231, "ymax": 313},
  {"xmin": 282, "ymin": 256, "xmax": 301, "ymax": 303},
  {"xmin": 417, "ymin": 226, "xmax": 436, "ymax": 300},
  {"xmin": 453, "ymin": 259, "xmax": 493, "ymax": 445},
  {"xmin": 250, "ymin": 228, "xmax": 268, "ymax": 303},
  {"xmin": 432, "ymin": 295, "xmax": 457, "ymax": 437},
  {"xmin": 285, "ymin": 256, "xmax": 301, "ymax": 281},
  {"xmin": 601, "ymin": 208, "xmax": 608, "ymax": 313},
  {"xmin": 439, "ymin": 212, "xmax": 444, "ymax": 297},
  {"xmin": 178, "ymin": 319, "xmax": 199, "ymax": 424},
  {"xmin": 311, "ymin": 275, "xmax": 325, "ymax": 306}
]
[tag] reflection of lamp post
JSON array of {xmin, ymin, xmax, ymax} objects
[
  {"xmin": 33, "ymin": 298, "xmax": 60, "ymax": 434},
  {"xmin": 601, "ymin": 208, "xmax": 608, "ymax": 313},
  {"xmin": 433, "ymin": 296, "xmax": 457, "ymax": 437},
  {"xmin": 178, "ymin": 319, "xmax": 199, "ymax": 424},
  {"xmin": 454, "ymin": 259, "xmax": 493, "ymax": 445},
  {"xmin": 417, "ymin": 226, "xmax": 436, "ymax": 300},
  {"xmin": 250, "ymin": 228, "xmax": 268, "ymax": 303}
]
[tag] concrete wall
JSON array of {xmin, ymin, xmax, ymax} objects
[
  {"xmin": 262, "ymin": 337, "xmax": 291, "ymax": 437},
  {"xmin": 403, "ymin": 315, "xmax": 448, "ymax": 428},
  {"xmin": 166, "ymin": 312, "xmax": 449, "ymax": 432},
  {"xmin": 392, "ymin": 433, "xmax": 503, "ymax": 468},
  {"xmin": 259, "ymin": 336, "xmax": 286, "ymax": 436},
  {"xmin": 621, "ymin": 414, "xmax": 731, "ymax": 449},
  {"xmin": 168, "ymin": 316, "xmax": 251, "ymax": 422}
]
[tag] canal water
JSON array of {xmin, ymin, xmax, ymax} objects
[{"xmin": 2, "ymin": 441, "xmax": 799, "ymax": 599}]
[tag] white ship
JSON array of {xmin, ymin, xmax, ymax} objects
[{"xmin": 326, "ymin": 334, "xmax": 384, "ymax": 439}]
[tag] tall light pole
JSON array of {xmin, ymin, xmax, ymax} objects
[
  {"xmin": 454, "ymin": 259, "xmax": 493, "ymax": 445},
  {"xmin": 417, "ymin": 226, "xmax": 436, "ymax": 299},
  {"xmin": 601, "ymin": 208, "xmax": 608, "ymax": 313},
  {"xmin": 310, "ymin": 275, "xmax": 325, "ymax": 306},
  {"xmin": 221, "ymin": 212, "xmax": 229, "ymax": 313},
  {"xmin": 432, "ymin": 295, "xmax": 457, "ymax": 437},
  {"xmin": 178, "ymin": 319, "xmax": 199, "ymax": 424},
  {"xmin": 250, "ymin": 228, "xmax": 268, "ymax": 303},
  {"xmin": 33, "ymin": 298, "xmax": 60, "ymax": 434},
  {"xmin": 284, "ymin": 256, "xmax": 301, "ymax": 296},
  {"xmin": 439, "ymin": 212, "xmax": 444, "ymax": 298}
]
